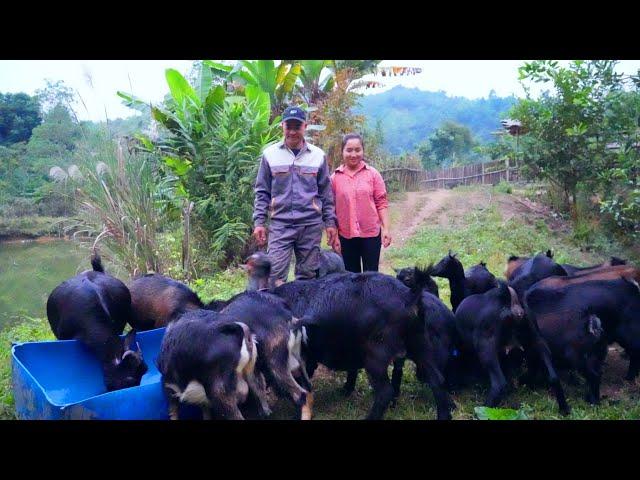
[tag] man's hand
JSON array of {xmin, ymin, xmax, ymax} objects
[
  {"xmin": 326, "ymin": 226, "xmax": 340, "ymax": 253},
  {"xmin": 253, "ymin": 226, "xmax": 267, "ymax": 247}
]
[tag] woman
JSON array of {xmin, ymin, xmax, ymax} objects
[{"xmin": 330, "ymin": 133, "xmax": 392, "ymax": 273}]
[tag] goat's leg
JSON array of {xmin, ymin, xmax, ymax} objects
[
  {"xmin": 207, "ymin": 395, "xmax": 244, "ymax": 420},
  {"xmin": 292, "ymin": 366, "xmax": 314, "ymax": 420},
  {"xmin": 201, "ymin": 407, "xmax": 212, "ymax": 420},
  {"xmin": 246, "ymin": 372, "xmax": 272, "ymax": 418},
  {"xmin": 478, "ymin": 340, "xmax": 508, "ymax": 407},
  {"xmin": 414, "ymin": 352, "xmax": 454, "ymax": 420},
  {"xmin": 343, "ymin": 369, "xmax": 358, "ymax": 396},
  {"xmin": 501, "ymin": 347, "xmax": 524, "ymax": 384},
  {"xmin": 168, "ymin": 396, "xmax": 180, "ymax": 420},
  {"xmin": 163, "ymin": 384, "xmax": 181, "ymax": 420},
  {"xmin": 364, "ymin": 350, "xmax": 395, "ymax": 420},
  {"xmin": 625, "ymin": 352, "xmax": 640, "ymax": 381},
  {"xmin": 530, "ymin": 328, "xmax": 571, "ymax": 416},
  {"xmin": 205, "ymin": 381, "xmax": 244, "ymax": 420},
  {"xmin": 305, "ymin": 359, "xmax": 318, "ymax": 380},
  {"xmin": 390, "ymin": 358, "xmax": 405, "ymax": 407},
  {"xmin": 266, "ymin": 352, "xmax": 308, "ymax": 410},
  {"xmin": 515, "ymin": 325, "xmax": 544, "ymax": 388},
  {"xmin": 582, "ymin": 344, "xmax": 607, "ymax": 405}
]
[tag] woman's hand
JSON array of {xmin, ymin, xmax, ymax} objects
[{"xmin": 382, "ymin": 228, "xmax": 392, "ymax": 248}]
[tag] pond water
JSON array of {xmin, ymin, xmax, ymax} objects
[{"xmin": 0, "ymin": 240, "xmax": 89, "ymax": 330}]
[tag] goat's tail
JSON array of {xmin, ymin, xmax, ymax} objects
[{"xmin": 91, "ymin": 252, "xmax": 104, "ymax": 273}]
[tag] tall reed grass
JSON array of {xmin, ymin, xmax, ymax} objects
[{"xmin": 65, "ymin": 138, "xmax": 166, "ymax": 278}]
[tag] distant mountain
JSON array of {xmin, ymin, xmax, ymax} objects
[{"xmin": 354, "ymin": 86, "xmax": 518, "ymax": 154}]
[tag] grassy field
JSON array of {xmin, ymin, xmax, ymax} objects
[{"xmin": 1, "ymin": 185, "xmax": 638, "ymax": 420}]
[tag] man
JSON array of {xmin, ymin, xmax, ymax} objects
[{"xmin": 253, "ymin": 106, "xmax": 338, "ymax": 286}]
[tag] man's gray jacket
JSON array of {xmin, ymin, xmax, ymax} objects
[{"xmin": 253, "ymin": 140, "xmax": 336, "ymax": 228}]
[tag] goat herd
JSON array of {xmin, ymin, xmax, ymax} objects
[{"xmin": 44, "ymin": 247, "xmax": 639, "ymax": 420}]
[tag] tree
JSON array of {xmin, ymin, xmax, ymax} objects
[
  {"xmin": 35, "ymin": 79, "xmax": 78, "ymax": 117},
  {"xmin": 314, "ymin": 69, "xmax": 367, "ymax": 170},
  {"xmin": 418, "ymin": 121, "xmax": 478, "ymax": 168},
  {"xmin": 0, "ymin": 92, "xmax": 42, "ymax": 145},
  {"xmin": 231, "ymin": 60, "xmax": 301, "ymax": 121},
  {"xmin": 296, "ymin": 60, "xmax": 335, "ymax": 105},
  {"xmin": 512, "ymin": 60, "xmax": 635, "ymax": 218},
  {"xmin": 22, "ymin": 104, "xmax": 82, "ymax": 195}
]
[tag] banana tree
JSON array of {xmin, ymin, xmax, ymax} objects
[
  {"xmin": 296, "ymin": 60, "xmax": 335, "ymax": 105},
  {"xmin": 231, "ymin": 60, "xmax": 301, "ymax": 120}
]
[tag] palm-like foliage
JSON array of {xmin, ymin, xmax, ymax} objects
[
  {"xmin": 121, "ymin": 66, "xmax": 281, "ymax": 268},
  {"xmin": 232, "ymin": 60, "xmax": 302, "ymax": 120},
  {"xmin": 296, "ymin": 60, "xmax": 335, "ymax": 105}
]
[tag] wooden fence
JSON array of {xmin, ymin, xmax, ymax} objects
[{"xmin": 380, "ymin": 159, "xmax": 521, "ymax": 192}]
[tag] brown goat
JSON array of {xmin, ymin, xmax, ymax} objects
[{"xmin": 535, "ymin": 265, "xmax": 640, "ymax": 289}]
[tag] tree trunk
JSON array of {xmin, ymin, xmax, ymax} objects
[{"xmin": 182, "ymin": 200, "xmax": 194, "ymax": 279}]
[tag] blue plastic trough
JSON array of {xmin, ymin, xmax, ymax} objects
[{"xmin": 11, "ymin": 327, "xmax": 179, "ymax": 420}]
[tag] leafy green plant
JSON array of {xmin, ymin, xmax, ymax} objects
[
  {"xmin": 494, "ymin": 180, "xmax": 512, "ymax": 194},
  {"xmin": 474, "ymin": 406, "xmax": 529, "ymax": 420}
]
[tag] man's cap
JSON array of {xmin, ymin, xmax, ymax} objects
[{"xmin": 282, "ymin": 106, "xmax": 306, "ymax": 123}]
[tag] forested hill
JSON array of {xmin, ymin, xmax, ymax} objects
[{"xmin": 355, "ymin": 86, "xmax": 518, "ymax": 154}]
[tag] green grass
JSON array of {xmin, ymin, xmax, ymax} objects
[{"xmin": 0, "ymin": 316, "xmax": 54, "ymax": 419}]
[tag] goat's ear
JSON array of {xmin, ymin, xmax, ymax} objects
[
  {"xmin": 480, "ymin": 261, "xmax": 487, "ymax": 267},
  {"xmin": 546, "ymin": 249, "xmax": 553, "ymax": 258},
  {"xmin": 507, "ymin": 255, "xmax": 519, "ymax": 262},
  {"xmin": 217, "ymin": 322, "xmax": 244, "ymax": 337}
]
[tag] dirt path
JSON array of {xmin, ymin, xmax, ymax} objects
[{"xmin": 379, "ymin": 189, "xmax": 455, "ymax": 271}]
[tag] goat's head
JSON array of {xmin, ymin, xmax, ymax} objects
[
  {"xmin": 395, "ymin": 265, "xmax": 439, "ymax": 298},
  {"xmin": 244, "ymin": 252, "xmax": 271, "ymax": 278},
  {"xmin": 505, "ymin": 255, "xmax": 527, "ymax": 280},
  {"xmin": 431, "ymin": 251, "xmax": 463, "ymax": 279},
  {"xmin": 104, "ymin": 329, "xmax": 148, "ymax": 392}
]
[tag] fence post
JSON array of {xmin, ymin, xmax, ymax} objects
[
  {"xmin": 505, "ymin": 156, "xmax": 510, "ymax": 182},
  {"xmin": 481, "ymin": 162, "xmax": 485, "ymax": 185}
]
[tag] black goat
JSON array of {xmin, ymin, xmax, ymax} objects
[
  {"xmin": 283, "ymin": 271, "xmax": 454, "ymax": 420},
  {"xmin": 504, "ymin": 249, "xmax": 554, "ymax": 281},
  {"xmin": 524, "ymin": 265, "xmax": 640, "ymax": 402},
  {"xmin": 431, "ymin": 252, "xmax": 498, "ymax": 312},
  {"xmin": 129, "ymin": 274, "xmax": 234, "ymax": 328},
  {"xmin": 157, "ymin": 310, "xmax": 267, "ymax": 420},
  {"xmin": 219, "ymin": 290, "xmax": 311, "ymax": 419},
  {"xmin": 129, "ymin": 274, "xmax": 206, "ymax": 329},
  {"xmin": 317, "ymin": 249, "xmax": 346, "ymax": 277},
  {"xmin": 46, "ymin": 254, "xmax": 148, "ymax": 392},
  {"xmin": 215, "ymin": 252, "xmax": 312, "ymax": 418},
  {"xmin": 454, "ymin": 281, "xmax": 526, "ymax": 407},
  {"xmin": 508, "ymin": 251, "xmax": 567, "ymax": 305}
]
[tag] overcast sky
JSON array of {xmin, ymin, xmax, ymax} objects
[{"xmin": 1, "ymin": 60, "xmax": 639, "ymax": 122}]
